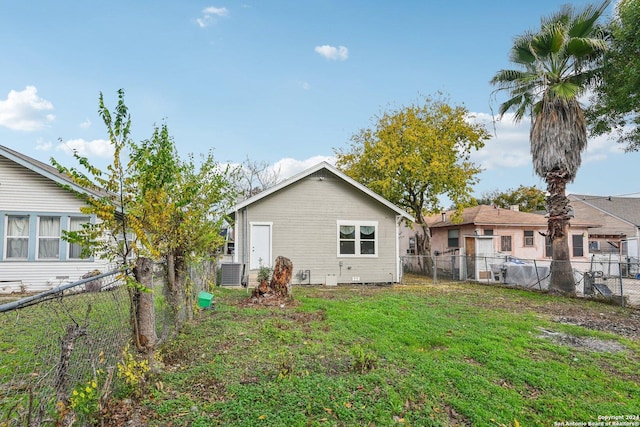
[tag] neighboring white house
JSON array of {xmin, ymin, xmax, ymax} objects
[
  {"xmin": 227, "ymin": 162, "xmax": 415, "ymax": 286},
  {"xmin": 0, "ymin": 145, "xmax": 112, "ymax": 293}
]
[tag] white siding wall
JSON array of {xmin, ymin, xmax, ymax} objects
[
  {"xmin": 236, "ymin": 171, "xmax": 401, "ymax": 285},
  {"xmin": 0, "ymin": 157, "xmax": 111, "ymax": 293}
]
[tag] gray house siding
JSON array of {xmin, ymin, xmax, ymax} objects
[{"xmin": 234, "ymin": 167, "xmax": 407, "ymax": 285}]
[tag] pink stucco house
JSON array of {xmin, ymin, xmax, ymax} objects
[{"xmin": 402, "ymin": 205, "xmax": 600, "ymax": 284}]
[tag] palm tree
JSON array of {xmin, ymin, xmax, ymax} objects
[{"xmin": 491, "ymin": 1, "xmax": 610, "ymax": 294}]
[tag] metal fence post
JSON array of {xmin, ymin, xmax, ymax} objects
[
  {"xmin": 618, "ymin": 262, "xmax": 625, "ymax": 307},
  {"xmin": 433, "ymin": 255, "xmax": 437, "ymax": 285}
]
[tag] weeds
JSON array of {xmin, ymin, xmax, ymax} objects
[{"xmin": 350, "ymin": 344, "xmax": 377, "ymax": 373}]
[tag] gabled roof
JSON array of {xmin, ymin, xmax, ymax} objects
[
  {"xmin": 0, "ymin": 144, "xmax": 104, "ymax": 198},
  {"xmin": 428, "ymin": 205, "xmax": 599, "ymax": 229},
  {"xmin": 569, "ymin": 194, "xmax": 640, "ymax": 228},
  {"xmin": 232, "ymin": 161, "xmax": 415, "ymax": 222}
]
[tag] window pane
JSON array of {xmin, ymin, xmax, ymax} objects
[
  {"xmin": 545, "ymin": 236, "xmax": 553, "ymax": 257},
  {"xmin": 69, "ymin": 217, "xmax": 89, "ymax": 259},
  {"xmin": 501, "ymin": 236, "xmax": 512, "ymax": 252},
  {"xmin": 7, "ymin": 216, "xmax": 29, "ymax": 259},
  {"xmin": 572, "ymin": 235, "xmax": 584, "ymax": 257},
  {"xmin": 524, "ymin": 230, "xmax": 534, "ymax": 246},
  {"xmin": 8, "ymin": 216, "xmax": 29, "ymax": 237},
  {"xmin": 39, "ymin": 238, "xmax": 60, "ymax": 259},
  {"xmin": 484, "ymin": 229, "xmax": 493, "ymax": 236},
  {"xmin": 361, "ymin": 241, "xmax": 375, "ymax": 255},
  {"xmin": 7, "ymin": 238, "xmax": 28, "ymax": 258},
  {"xmin": 340, "ymin": 226, "xmax": 355, "ymax": 239},
  {"xmin": 360, "ymin": 226, "xmax": 375, "ymax": 240},
  {"xmin": 38, "ymin": 217, "xmax": 60, "ymax": 259},
  {"xmin": 39, "ymin": 217, "xmax": 60, "ymax": 236},
  {"xmin": 340, "ymin": 241, "xmax": 355, "ymax": 254},
  {"xmin": 448, "ymin": 229, "xmax": 459, "ymax": 247}
]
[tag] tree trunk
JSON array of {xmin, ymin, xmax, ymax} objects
[
  {"xmin": 546, "ymin": 169, "xmax": 575, "ymax": 295},
  {"xmin": 132, "ymin": 257, "xmax": 157, "ymax": 353},
  {"xmin": 165, "ymin": 252, "xmax": 187, "ymax": 327},
  {"xmin": 270, "ymin": 256, "xmax": 293, "ymax": 297},
  {"xmin": 415, "ymin": 217, "xmax": 433, "ymax": 275}
]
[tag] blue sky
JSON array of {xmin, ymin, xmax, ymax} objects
[{"xmin": 1, "ymin": 0, "xmax": 637, "ymax": 204}]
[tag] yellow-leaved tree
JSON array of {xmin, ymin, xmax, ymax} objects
[{"xmin": 334, "ymin": 94, "xmax": 489, "ymax": 268}]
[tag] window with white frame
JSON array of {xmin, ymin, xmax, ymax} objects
[
  {"xmin": 6, "ymin": 215, "xmax": 29, "ymax": 259},
  {"xmin": 37, "ymin": 216, "xmax": 61, "ymax": 259},
  {"xmin": 68, "ymin": 216, "xmax": 90, "ymax": 259},
  {"xmin": 524, "ymin": 230, "xmax": 534, "ymax": 247},
  {"xmin": 338, "ymin": 221, "xmax": 378, "ymax": 257}
]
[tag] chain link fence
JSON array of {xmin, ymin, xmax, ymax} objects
[
  {"xmin": 401, "ymin": 254, "xmax": 640, "ymax": 308},
  {"xmin": 0, "ymin": 260, "xmax": 216, "ymax": 426}
]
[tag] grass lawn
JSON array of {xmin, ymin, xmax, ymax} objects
[{"xmin": 134, "ymin": 281, "xmax": 639, "ymax": 427}]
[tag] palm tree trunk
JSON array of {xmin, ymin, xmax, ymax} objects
[{"xmin": 546, "ymin": 169, "xmax": 575, "ymax": 295}]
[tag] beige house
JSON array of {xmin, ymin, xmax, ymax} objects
[
  {"xmin": 568, "ymin": 194, "xmax": 640, "ymax": 258},
  {"xmin": 228, "ymin": 162, "xmax": 414, "ymax": 286}
]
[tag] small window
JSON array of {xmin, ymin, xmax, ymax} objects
[
  {"xmin": 37, "ymin": 216, "xmax": 61, "ymax": 259},
  {"xmin": 360, "ymin": 225, "xmax": 376, "ymax": 255},
  {"xmin": 6, "ymin": 215, "xmax": 29, "ymax": 259},
  {"xmin": 484, "ymin": 229, "xmax": 494, "ymax": 236},
  {"xmin": 68, "ymin": 217, "xmax": 90, "ymax": 259},
  {"xmin": 501, "ymin": 235, "xmax": 512, "ymax": 252},
  {"xmin": 545, "ymin": 236, "xmax": 553, "ymax": 258},
  {"xmin": 447, "ymin": 229, "xmax": 459, "ymax": 248},
  {"xmin": 338, "ymin": 221, "xmax": 378, "ymax": 257},
  {"xmin": 588, "ymin": 241, "xmax": 599, "ymax": 252},
  {"xmin": 572, "ymin": 234, "xmax": 584, "ymax": 257},
  {"xmin": 407, "ymin": 237, "xmax": 416, "ymax": 255},
  {"xmin": 524, "ymin": 230, "xmax": 534, "ymax": 247}
]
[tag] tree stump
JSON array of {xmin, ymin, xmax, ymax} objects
[
  {"xmin": 250, "ymin": 256, "xmax": 293, "ymax": 301},
  {"xmin": 270, "ymin": 256, "xmax": 293, "ymax": 297}
]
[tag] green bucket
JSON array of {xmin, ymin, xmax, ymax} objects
[{"xmin": 197, "ymin": 291, "xmax": 213, "ymax": 309}]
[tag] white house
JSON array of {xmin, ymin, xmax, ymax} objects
[{"xmin": 0, "ymin": 145, "xmax": 112, "ymax": 293}]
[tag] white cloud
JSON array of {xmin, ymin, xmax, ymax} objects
[
  {"xmin": 35, "ymin": 138, "xmax": 52, "ymax": 151},
  {"xmin": 299, "ymin": 81, "xmax": 311, "ymax": 90},
  {"xmin": 469, "ymin": 112, "xmax": 532, "ymax": 171},
  {"xmin": 0, "ymin": 86, "xmax": 55, "ymax": 131},
  {"xmin": 314, "ymin": 45, "xmax": 349, "ymax": 61},
  {"xmin": 274, "ymin": 155, "xmax": 335, "ymax": 180},
  {"xmin": 469, "ymin": 111, "xmax": 625, "ymax": 170},
  {"xmin": 197, "ymin": 6, "xmax": 229, "ymax": 27},
  {"xmin": 55, "ymin": 138, "xmax": 114, "ymax": 158},
  {"xmin": 79, "ymin": 118, "xmax": 91, "ymax": 129}
]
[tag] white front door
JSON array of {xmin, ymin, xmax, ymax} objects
[{"xmin": 250, "ymin": 223, "xmax": 272, "ymax": 269}]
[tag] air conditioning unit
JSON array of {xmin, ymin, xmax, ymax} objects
[{"xmin": 220, "ymin": 263, "xmax": 242, "ymax": 286}]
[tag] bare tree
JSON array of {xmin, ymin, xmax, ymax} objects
[{"xmin": 236, "ymin": 156, "xmax": 281, "ymax": 199}]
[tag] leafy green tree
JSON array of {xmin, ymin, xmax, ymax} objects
[
  {"xmin": 477, "ymin": 185, "xmax": 546, "ymax": 212},
  {"xmin": 53, "ymin": 89, "xmax": 157, "ymax": 353},
  {"xmin": 587, "ymin": 0, "xmax": 640, "ymax": 150},
  {"xmin": 491, "ymin": 1, "xmax": 610, "ymax": 294},
  {"xmin": 334, "ymin": 95, "xmax": 489, "ymax": 258},
  {"xmin": 54, "ymin": 90, "xmax": 237, "ymax": 349},
  {"xmin": 131, "ymin": 125, "xmax": 237, "ymax": 326}
]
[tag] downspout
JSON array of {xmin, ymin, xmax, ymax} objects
[
  {"xmin": 242, "ymin": 207, "xmax": 248, "ymax": 284},
  {"xmin": 396, "ymin": 215, "xmax": 402, "ymax": 283}
]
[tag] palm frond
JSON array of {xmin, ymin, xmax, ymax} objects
[{"xmin": 531, "ymin": 21, "xmax": 566, "ymax": 57}]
